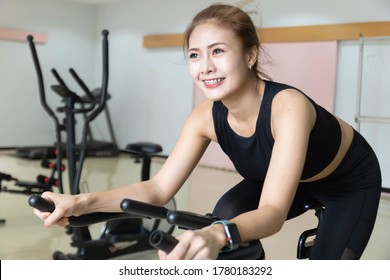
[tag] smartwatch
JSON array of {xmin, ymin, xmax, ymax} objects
[{"xmin": 212, "ymin": 220, "xmax": 241, "ymax": 252}]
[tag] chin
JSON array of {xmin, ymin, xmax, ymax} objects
[{"xmin": 203, "ymin": 92, "xmax": 223, "ymax": 102}]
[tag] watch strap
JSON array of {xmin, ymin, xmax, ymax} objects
[{"xmin": 212, "ymin": 220, "xmax": 240, "ymax": 252}]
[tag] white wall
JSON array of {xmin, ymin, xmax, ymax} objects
[
  {"xmin": 0, "ymin": 0, "xmax": 97, "ymax": 147},
  {"xmin": 1, "ymin": 0, "xmax": 390, "ymax": 157}
]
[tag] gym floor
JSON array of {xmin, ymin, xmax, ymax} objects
[{"xmin": 0, "ymin": 150, "xmax": 389, "ymax": 260}]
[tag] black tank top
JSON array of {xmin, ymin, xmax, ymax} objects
[{"xmin": 212, "ymin": 80, "xmax": 341, "ymax": 181}]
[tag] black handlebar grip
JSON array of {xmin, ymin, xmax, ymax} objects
[
  {"xmin": 65, "ymin": 212, "xmax": 138, "ymax": 227},
  {"xmin": 28, "ymin": 194, "xmax": 55, "ymax": 213},
  {"xmin": 166, "ymin": 210, "xmax": 215, "ymax": 230},
  {"xmin": 149, "ymin": 230, "xmax": 179, "ymax": 254},
  {"xmin": 120, "ymin": 198, "xmax": 168, "ymax": 219},
  {"xmin": 28, "ymin": 194, "xmax": 140, "ymax": 227}
]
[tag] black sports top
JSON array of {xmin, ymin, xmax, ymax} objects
[{"xmin": 212, "ymin": 80, "xmax": 341, "ymax": 182}]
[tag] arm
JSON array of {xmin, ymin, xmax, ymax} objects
[{"xmin": 37, "ymin": 100, "xmax": 215, "ymax": 227}]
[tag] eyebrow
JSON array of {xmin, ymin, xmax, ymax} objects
[{"xmin": 187, "ymin": 42, "xmax": 227, "ymax": 53}]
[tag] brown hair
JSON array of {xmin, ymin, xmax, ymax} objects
[{"xmin": 183, "ymin": 3, "xmax": 271, "ymax": 80}]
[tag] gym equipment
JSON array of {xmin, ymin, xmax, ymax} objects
[
  {"xmin": 28, "ymin": 192, "xmax": 326, "ymax": 260},
  {"xmin": 15, "ymin": 42, "xmax": 119, "ymax": 160},
  {"xmin": 25, "ymin": 31, "xmax": 174, "ymax": 260},
  {"xmin": 28, "ymin": 194, "xmax": 263, "ymax": 260},
  {"xmin": 49, "ymin": 67, "xmax": 119, "ymax": 159},
  {"xmin": 28, "ymin": 176, "xmax": 176, "ymax": 260},
  {"xmin": 122, "ymin": 142, "xmax": 165, "ymax": 181},
  {"xmin": 46, "ymin": 144, "xmax": 174, "ymax": 260},
  {"xmin": 28, "ymin": 193, "xmax": 325, "ymax": 260},
  {"xmin": 0, "ymin": 169, "xmax": 62, "ymax": 225},
  {"xmin": 0, "ymin": 172, "xmax": 59, "ymax": 195},
  {"xmin": 26, "ymin": 30, "xmax": 111, "ymax": 197},
  {"xmin": 120, "ymin": 198, "xmax": 265, "ymax": 260},
  {"xmin": 296, "ymin": 203, "xmax": 325, "ymax": 259}
]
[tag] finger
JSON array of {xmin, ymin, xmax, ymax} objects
[
  {"xmin": 43, "ymin": 209, "xmax": 68, "ymax": 227},
  {"xmin": 158, "ymin": 250, "xmax": 167, "ymax": 260},
  {"xmin": 44, "ymin": 215, "xmax": 69, "ymax": 228},
  {"xmin": 33, "ymin": 209, "xmax": 50, "ymax": 220},
  {"xmin": 165, "ymin": 239, "xmax": 191, "ymax": 260}
]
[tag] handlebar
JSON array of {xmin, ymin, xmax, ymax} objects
[
  {"xmin": 69, "ymin": 68, "xmax": 96, "ymax": 105},
  {"xmin": 149, "ymin": 230, "xmax": 178, "ymax": 254},
  {"xmin": 27, "ymin": 35, "xmax": 64, "ymax": 194},
  {"xmin": 28, "ymin": 195, "xmax": 264, "ymax": 259},
  {"xmin": 50, "ymin": 68, "xmax": 95, "ymax": 113},
  {"xmin": 120, "ymin": 198, "xmax": 168, "ymax": 219},
  {"xmin": 28, "ymin": 194, "xmax": 140, "ymax": 227}
]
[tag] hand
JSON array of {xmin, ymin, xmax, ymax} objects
[
  {"xmin": 158, "ymin": 224, "xmax": 227, "ymax": 260},
  {"xmin": 33, "ymin": 191, "xmax": 81, "ymax": 227}
]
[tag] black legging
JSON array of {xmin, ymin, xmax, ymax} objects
[{"xmin": 212, "ymin": 130, "xmax": 382, "ymax": 259}]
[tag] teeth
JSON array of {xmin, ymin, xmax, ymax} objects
[{"xmin": 204, "ymin": 78, "xmax": 223, "ymax": 85}]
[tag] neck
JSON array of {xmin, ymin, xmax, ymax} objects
[{"xmin": 223, "ymin": 77, "xmax": 264, "ymax": 121}]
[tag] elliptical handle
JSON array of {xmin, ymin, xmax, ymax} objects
[
  {"xmin": 26, "ymin": 35, "xmax": 56, "ymax": 119},
  {"xmin": 85, "ymin": 29, "xmax": 109, "ymax": 123},
  {"xmin": 51, "ymin": 68, "xmax": 66, "ymax": 86},
  {"xmin": 68, "ymin": 68, "xmax": 96, "ymax": 105}
]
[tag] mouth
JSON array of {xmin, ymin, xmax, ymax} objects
[{"xmin": 202, "ymin": 78, "xmax": 225, "ymax": 88}]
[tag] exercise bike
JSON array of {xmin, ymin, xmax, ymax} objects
[
  {"xmin": 29, "ymin": 193, "xmax": 325, "ymax": 260},
  {"xmin": 28, "ymin": 194, "xmax": 263, "ymax": 260}
]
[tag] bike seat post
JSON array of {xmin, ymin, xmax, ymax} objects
[
  {"xmin": 297, "ymin": 202, "xmax": 325, "ymax": 259},
  {"xmin": 124, "ymin": 142, "xmax": 163, "ymax": 181}
]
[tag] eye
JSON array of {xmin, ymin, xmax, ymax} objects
[
  {"xmin": 188, "ymin": 52, "xmax": 199, "ymax": 60},
  {"xmin": 212, "ymin": 48, "xmax": 224, "ymax": 55}
]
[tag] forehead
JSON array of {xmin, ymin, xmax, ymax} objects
[{"xmin": 188, "ymin": 22, "xmax": 239, "ymax": 49}]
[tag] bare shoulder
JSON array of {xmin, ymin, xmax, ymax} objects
[
  {"xmin": 272, "ymin": 88, "xmax": 315, "ymax": 117},
  {"xmin": 273, "ymin": 88, "xmax": 312, "ymax": 107},
  {"xmin": 271, "ymin": 88, "xmax": 316, "ymax": 136},
  {"xmin": 185, "ymin": 99, "xmax": 216, "ymax": 141}
]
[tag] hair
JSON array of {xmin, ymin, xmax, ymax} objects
[{"xmin": 183, "ymin": 3, "xmax": 271, "ymax": 80}]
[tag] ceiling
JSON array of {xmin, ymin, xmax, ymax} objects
[{"xmin": 62, "ymin": 0, "xmax": 128, "ymax": 5}]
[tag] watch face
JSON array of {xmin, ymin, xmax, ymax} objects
[{"xmin": 226, "ymin": 223, "xmax": 241, "ymax": 244}]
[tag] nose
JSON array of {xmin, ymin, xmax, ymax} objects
[{"xmin": 200, "ymin": 56, "xmax": 216, "ymax": 74}]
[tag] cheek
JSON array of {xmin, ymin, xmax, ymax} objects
[{"xmin": 188, "ymin": 63, "xmax": 199, "ymax": 80}]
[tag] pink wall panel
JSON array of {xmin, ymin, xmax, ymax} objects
[
  {"xmin": 263, "ymin": 41, "xmax": 338, "ymax": 112},
  {"xmin": 193, "ymin": 41, "xmax": 338, "ymax": 169},
  {"xmin": 0, "ymin": 27, "xmax": 47, "ymax": 44}
]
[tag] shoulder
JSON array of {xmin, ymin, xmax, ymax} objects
[
  {"xmin": 270, "ymin": 88, "xmax": 316, "ymax": 136},
  {"xmin": 190, "ymin": 99, "xmax": 214, "ymax": 122},
  {"xmin": 272, "ymin": 88, "xmax": 314, "ymax": 116},
  {"xmin": 185, "ymin": 99, "xmax": 216, "ymax": 140}
]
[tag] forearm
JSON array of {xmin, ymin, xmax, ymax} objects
[
  {"xmin": 231, "ymin": 206, "xmax": 285, "ymax": 242},
  {"xmin": 77, "ymin": 179, "xmax": 164, "ymax": 214}
]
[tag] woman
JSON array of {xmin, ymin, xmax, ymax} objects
[{"xmin": 34, "ymin": 4, "xmax": 382, "ymax": 260}]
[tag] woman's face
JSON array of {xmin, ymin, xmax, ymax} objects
[{"xmin": 188, "ymin": 22, "xmax": 251, "ymax": 102}]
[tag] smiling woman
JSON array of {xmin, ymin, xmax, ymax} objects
[{"xmin": 31, "ymin": 2, "xmax": 382, "ymax": 260}]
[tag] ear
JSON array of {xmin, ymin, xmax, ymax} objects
[{"xmin": 247, "ymin": 45, "xmax": 258, "ymax": 67}]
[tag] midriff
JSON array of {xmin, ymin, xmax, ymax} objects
[{"xmin": 300, "ymin": 117, "xmax": 354, "ymax": 183}]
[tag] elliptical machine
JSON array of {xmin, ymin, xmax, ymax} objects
[{"xmin": 0, "ymin": 34, "xmax": 66, "ymax": 217}]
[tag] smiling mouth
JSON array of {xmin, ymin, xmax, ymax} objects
[{"xmin": 203, "ymin": 78, "xmax": 224, "ymax": 87}]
